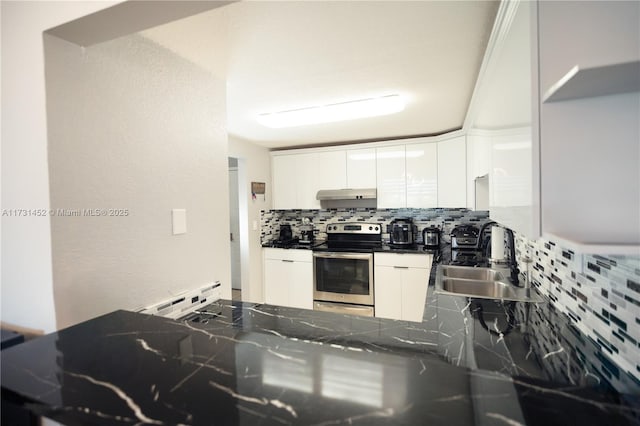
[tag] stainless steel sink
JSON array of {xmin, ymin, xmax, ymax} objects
[
  {"xmin": 441, "ymin": 265, "xmax": 504, "ymax": 281},
  {"xmin": 441, "ymin": 278, "xmax": 517, "ymax": 299},
  {"xmin": 435, "ymin": 265, "xmax": 543, "ymax": 303}
]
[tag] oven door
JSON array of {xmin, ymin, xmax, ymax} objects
[{"xmin": 313, "ymin": 252, "xmax": 374, "ymax": 305}]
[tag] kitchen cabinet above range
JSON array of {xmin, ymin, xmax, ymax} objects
[
  {"xmin": 346, "ymin": 148, "xmax": 376, "ymax": 188},
  {"xmin": 272, "ymin": 151, "xmax": 347, "ymax": 210},
  {"xmin": 271, "ymin": 134, "xmax": 469, "ymax": 210}
]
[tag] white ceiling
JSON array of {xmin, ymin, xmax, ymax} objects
[{"xmin": 142, "ymin": 1, "xmax": 499, "ymax": 149}]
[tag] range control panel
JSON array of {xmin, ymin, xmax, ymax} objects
[{"xmin": 326, "ymin": 222, "xmax": 381, "ymax": 234}]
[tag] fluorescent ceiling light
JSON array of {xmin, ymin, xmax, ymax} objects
[{"xmin": 257, "ymin": 95, "xmax": 405, "ymax": 128}]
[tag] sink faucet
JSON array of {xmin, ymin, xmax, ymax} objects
[
  {"xmin": 503, "ymin": 228, "xmax": 520, "ymax": 285},
  {"xmin": 478, "ymin": 220, "xmax": 496, "ymax": 257},
  {"xmin": 479, "ymin": 221, "xmax": 520, "ymax": 286}
]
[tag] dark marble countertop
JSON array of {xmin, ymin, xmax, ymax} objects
[
  {"xmin": 3, "ymin": 263, "xmax": 640, "ymax": 425},
  {"xmin": 261, "ymin": 240, "xmax": 438, "ymax": 255},
  {"xmin": 3, "ymin": 299, "xmax": 639, "ymax": 425}
]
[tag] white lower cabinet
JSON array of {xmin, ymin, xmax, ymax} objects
[
  {"xmin": 374, "ymin": 253, "xmax": 433, "ymax": 322},
  {"xmin": 401, "ymin": 267, "xmax": 432, "ymax": 321},
  {"xmin": 263, "ymin": 248, "xmax": 313, "ymax": 310},
  {"xmin": 373, "ymin": 266, "xmax": 403, "ymax": 319}
]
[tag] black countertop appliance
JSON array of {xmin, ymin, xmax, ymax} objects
[
  {"xmin": 278, "ymin": 223, "xmax": 293, "ymax": 241},
  {"xmin": 422, "ymin": 226, "xmax": 441, "ymax": 250},
  {"xmin": 449, "ymin": 223, "xmax": 484, "ymax": 266},
  {"xmin": 388, "ymin": 218, "xmax": 416, "ymax": 247},
  {"xmin": 450, "ymin": 224, "xmax": 480, "ymax": 250}
]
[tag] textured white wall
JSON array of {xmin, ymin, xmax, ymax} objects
[
  {"xmin": 228, "ymin": 136, "xmax": 272, "ymax": 303},
  {"xmin": 1, "ymin": 1, "xmax": 119, "ymax": 334},
  {"xmin": 44, "ymin": 34, "xmax": 231, "ymax": 328}
]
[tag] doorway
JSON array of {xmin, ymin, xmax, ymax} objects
[{"xmin": 228, "ymin": 157, "xmax": 242, "ymax": 300}]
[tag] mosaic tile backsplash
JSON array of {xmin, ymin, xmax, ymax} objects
[
  {"xmin": 514, "ymin": 234, "xmax": 640, "ymax": 383},
  {"xmin": 260, "ymin": 208, "xmax": 491, "ymax": 245},
  {"xmin": 260, "ymin": 208, "xmax": 640, "ymax": 383}
]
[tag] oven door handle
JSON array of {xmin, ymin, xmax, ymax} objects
[{"xmin": 313, "ymin": 252, "xmax": 373, "ymax": 261}]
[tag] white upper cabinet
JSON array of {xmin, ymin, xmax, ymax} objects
[
  {"xmin": 346, "ymin": 148, "xmax": 376, "ymax": 188},
  {"xmin": 296, "ymin": 152, "xmax": 322, "ymax": 210},
  {"xmin": 272, "ymin": 150, "xmax": 346, "ymax": 210},
  {"xmin": 315, "ymin": 150, "xmax": 347, "ymax": 191},
  {"xmin": 467, "ymin": 0, "xmax": 639, "ymax": 252},
  {"xmin": 273, "ymin": 137, "xmax": 471, "ymax": 210},
  {"xmin": 466, "ymin": 133, "xmax": 491, "ymax": 209},
  {"xmin": 467, "ymin": 0, "xmax": 540, "ymax": 239},
  {"xmin": 272, "ymin": 152, "xmax": 320, "ymax": 210},
  {"xmin": 538, "ymin": 2, "xmax": 639, "ymax": 99},
  {"xmin": 272, "ymin": 154, "xmax": 299, "ymax": 210},
  {"xmin": 537, "ymin": 0, "xmax": 640, "ymax": 251},
  {"xmin": 437, "ymin": 136, "xmax": 466, "ymax": 208},
  {"xmin": 490, "ymin": 128, "xmax": 534, "ymax": 237},
  {"xmin": 406, "ymin": 142, "xmax": 438, "ymax": 208},
  {"xmin": 376, "ymin": 145, "xmax": 406, "ymax": 208}
]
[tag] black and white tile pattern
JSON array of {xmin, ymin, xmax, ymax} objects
[
  {"xmin": 261, "ymin": 208, "xmax": 491, "ymax": 244},
  {"xmin": 515, "ymin": 234, "xmax": 640, "ymax": 383},
  {"xmin": 261, "ymin": 208, "xmax": 640, "ymax": 383}
]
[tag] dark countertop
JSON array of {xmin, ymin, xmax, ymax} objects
[
  {"xmin": 1, "ymin": 330, "xmax": 25, "ymax": 350},
  {"xmin": 2, "ymin": 266, "xmax": 640, "ymax": 425},
  {"xmin": 262, "ymin": 240, "xmax": 438, "ymax": 256}
]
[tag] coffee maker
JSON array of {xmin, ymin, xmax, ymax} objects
[
  {"xmin": 278, "ymin": 224, "xmax": 294, "ymax": 242},
  {"xmin": 299, "ymin": 218, "xmax": 315, "ymax": 245}
]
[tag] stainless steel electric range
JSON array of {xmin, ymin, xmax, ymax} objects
[{"xmin": 312, "ymin": 222, "xmax": 382, "ymax": 317}]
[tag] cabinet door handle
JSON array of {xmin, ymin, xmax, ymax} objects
[
  {"xmin": 282, "ymin": 259, "xmax": 294, "ymax": 263},
  {"xmin": 393, "ymin": 266, "xmax": 409, "ymax": 269}
]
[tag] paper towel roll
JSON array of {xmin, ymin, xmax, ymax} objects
[{"xmin": 491, "ymin": 226, "xmax": 506, "ymax": 261}]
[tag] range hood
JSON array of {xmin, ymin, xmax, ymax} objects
[
  {"xmin": 316, "ymin": 188, "xmax": 377, "ymax": 208},
  {"xmin": 316, "ymin": 188, "xmax": 376, "ymax": 201}
]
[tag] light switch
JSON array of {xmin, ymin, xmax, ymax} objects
[
  {"xmin": 172, "ymin": 209, "xmax": 187, "ymax": 235},
  {"xmin": 252, "ymin": 220, "xmax": 258, "ymax": 231}
]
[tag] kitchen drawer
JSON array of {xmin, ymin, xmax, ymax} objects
[
  {"xmin": 374, "ymin": 252, "xmax": 432, "ymax": 269},
  {"xmin": 263, "ymin": 248, "xmax": 313, "ymax": 262}
]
